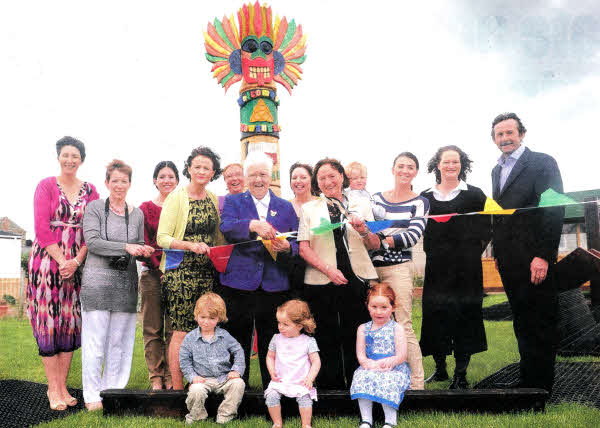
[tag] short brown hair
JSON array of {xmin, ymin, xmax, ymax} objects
[
  {"xmin": 194, "ymin": 292, "xmax": 228, "ymax": 323},
  {"xmin": 105, "ymin": 159, "xmax": 132, "ymax": 182},
  {"xmin": 367, "ymin": 282, "xmax": 397, "ymax": 309},
  {"xmin": 277, "ymin": 299, "xmax": 316, "ymax": 334}
]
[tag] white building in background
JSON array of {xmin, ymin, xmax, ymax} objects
[{"xmin": 0, "ymin": 217, "xmax": 25, "ymax": 300}]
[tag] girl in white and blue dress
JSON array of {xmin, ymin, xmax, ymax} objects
[{"xmin": 350, "ymin": 282, "xmax": 411, "ymax": 428}]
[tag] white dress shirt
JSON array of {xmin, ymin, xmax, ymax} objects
[
  {"xmin": 426, "ymin": 180, "xmax": 469, "ymax": 202},
  {"xmin": 251, "ymin": 192, "xmax": 271, "ymax": 221}
]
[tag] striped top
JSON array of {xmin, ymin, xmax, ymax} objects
[{"xmin": 370, "ymin": 193, "xmax": 429, "ymax": 266}]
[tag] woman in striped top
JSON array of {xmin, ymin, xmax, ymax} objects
[{"xmin": 371, "ymin": 152, "xmax": 429, "ymax": 390}]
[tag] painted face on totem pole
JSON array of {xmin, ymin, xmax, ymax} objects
[
  {"xmin": 241, "ymin": 36, "xmax": 275, "ymax": 86},
  {"xmin": 204, "ymin": 2, "xmax": 307, "ymax": 94}
]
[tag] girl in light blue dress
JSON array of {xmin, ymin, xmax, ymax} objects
[{"xmin": 350, "ymin": 282, "xmax": 411, "ymax": 428}]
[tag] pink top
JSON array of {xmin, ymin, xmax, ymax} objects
[
  {"xmin": 265, "ymin": 333, "xmax": 319, "ymax": 400},
  {"xmin": 139, "ymin": 200, "xmax": 163, "ymax": 270},
  {"xmin": 33, "ymin": 177, "xmax": 99, "ymax": 248}
]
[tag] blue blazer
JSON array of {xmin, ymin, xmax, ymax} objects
[{"xmin": 219, "ymin": 190, "xmax": 299, "ymax": 292}]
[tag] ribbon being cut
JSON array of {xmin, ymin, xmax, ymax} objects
[
  {"xmin": 163, "ymin": 188, "xmax": 582, "ymax": 267},
  {"xmin": 163, "ymin": 232, "xmax": 296, "ymax": 272},
  {"xmin": 311, "ymin": 188, "xmax": 580, "ymax": 234}
]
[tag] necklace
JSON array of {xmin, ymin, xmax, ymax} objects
[{"xmin": 110, "ymin": 203, "xmax": 126, "ymax": 215}]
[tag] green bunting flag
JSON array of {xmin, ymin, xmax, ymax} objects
[
  {"xmin": 538, "ymin": 188, "xmax": 578, "ymax": 207},
  {"xmin": 311, "ymin": 217, "xmax": 344, "ymax": 235}
]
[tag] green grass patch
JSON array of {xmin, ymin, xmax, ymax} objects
[{"xmin": 2, "ymin": 294, "xmax": 599, "ymax": 427}]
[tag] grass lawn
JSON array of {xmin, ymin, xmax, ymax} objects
[{"xmin": 1, "ymin": 294, "xmax": 599, "ymax": 427}]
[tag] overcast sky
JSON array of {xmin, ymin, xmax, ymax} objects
[{"xmin": 1, "ymin": 0, "xmax": 599, "ymax": 239}]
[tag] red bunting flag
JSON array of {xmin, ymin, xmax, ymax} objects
[
  {"xmin": 208, "ymin": 244, "xmax": 235, "ymax": 273},
  {"xmin": 429, "ymin": 213, "xmax": 458, "ymax": 223}
]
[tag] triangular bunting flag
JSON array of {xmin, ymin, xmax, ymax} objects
[
  {"xmin": 208, "ymin": 244, "xmax": 234, "ymax": 273},
  {"xmin": 479, "ymin": 198, "xmax": 516, "ymax": 215},
  {"xmin": 311, "ymin": 217, "xmax": 344, "ymax": 235},
  {"xmin": 259, "ymin": 236, "xmax": 287, "ymax": 261},
  {"xmin": 366, "ymin": 220, "xmax": 394, "ymax": 233},
  {"xmin": 164, "ymin": 249, "xmax": 184, "ymax": 270},
  {"xmin": 483, "ymin": 197, "xmax": 503, "ymax": 212},
  {"xmin": 429, "ymin": 213, "xmax": 458, "ymax": 223},
  {"xmin": 539, "ymin": 188, "xmax": 577, "ymax": 207}
]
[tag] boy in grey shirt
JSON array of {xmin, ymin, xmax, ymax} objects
[{"xmin": 179, "ymin": 292, "xmax": 245, "ymax": 424}]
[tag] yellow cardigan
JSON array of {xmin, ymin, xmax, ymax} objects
[{"xmin": 156, "ymin": 186, "xmax": 224, "ymax": 273}]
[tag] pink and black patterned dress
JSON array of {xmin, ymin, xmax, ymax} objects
[{"xmin": 27, "ymin": 176, "xmax": 99, "ymax": 356}]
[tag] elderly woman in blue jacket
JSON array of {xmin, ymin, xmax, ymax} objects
[{"xmin": 219, "ymin": 151, "xmax": 299, "ymax": 389}]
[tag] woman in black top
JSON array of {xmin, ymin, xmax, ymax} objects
[{"xmin": 419, "ymin": 145, "xmax": 490, "ymax": 389}]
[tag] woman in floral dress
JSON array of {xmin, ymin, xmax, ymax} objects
[
  {"xmin": 27, "ymin": 136, "xmax": 99, "ymax": 410},
  {"xmin": 157, "ymin": 146, "xmax": 224, "ymax": 390}
]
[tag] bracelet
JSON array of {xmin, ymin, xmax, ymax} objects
[{"xmin": 74, "ymin": 258, "xmax": 81, "ymax": 267}]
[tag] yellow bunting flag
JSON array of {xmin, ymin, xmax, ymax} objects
[
  {"xmin": 259, "ymin": 236, "xmax": 287, "ymax": 261},
  {"xmin": 479, "ymin": 198, "xmax": 516, "ymax": 215}
]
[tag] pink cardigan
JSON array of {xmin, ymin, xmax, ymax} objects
[{"xmin": 33, "ymin": 176, "xmax": 99, "ymax": 248}]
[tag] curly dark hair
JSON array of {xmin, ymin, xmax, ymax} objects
[
  {"xmin": 152, "ymin": 161, "xmax": 179, "ymax": 186},
  {"xmin": 491, "ymin": 112, "xmax": 527, "ymax": 139},
  {"xmin": 392, "ymin": 152, "xmax": 419, "ymax": 170},
  {"xmin": 311, "ymin": 158, "xmax": 350, "ymax": 195},
  {"xmin": 289, "ymin": 162, "xmax": 318, "ymax": 196},
  {"xmin": 56, "ymin": 136, "xmax": 86, "ymax": 162},
  {"xmin": 182, "ymin": 146, "xmax": 222, "ymax": 181},
  {"xmin": 427, "ymin": 145, "xmax": 472, "ymax": 184}
]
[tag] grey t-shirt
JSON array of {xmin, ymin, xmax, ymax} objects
[{"xmin": 81, "ymin": 198, "xmax": 145, "ymax": 313}]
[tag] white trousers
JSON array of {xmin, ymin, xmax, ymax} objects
[{"xmin": 81, "ymin": 310, "xmax": 137, "ymax": 403}]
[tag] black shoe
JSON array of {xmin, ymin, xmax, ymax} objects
[
  {"xmin": 448, "ymin": 373, "xmax": 469, "ymax": 389},
  {"xmin": 425, "ymin": 368, "xmax": 449, "ymax": 383}
]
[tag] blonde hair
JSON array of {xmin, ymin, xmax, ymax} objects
[
  {"xmin": 345, "ymin": 161, "xmax": 367, "ymax": 177},
  {"xmin": 277, "ymin": 299, "xmax": 316, "ymax": 334},
  {"xmin": 223, "ymin": 163, "xmax": 243, "ymax": 175},
  {"xmin": 194, "ymin": 292, "xmax": 228, "ymax": 323}
]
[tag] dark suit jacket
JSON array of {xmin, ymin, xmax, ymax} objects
[
  {"xmin": 219, "ymin": 189, "xmax": 299, "ymax": 292},
  {"xmin": 491, "ymin": 147, "xmax": 564, "ymax": 264}
]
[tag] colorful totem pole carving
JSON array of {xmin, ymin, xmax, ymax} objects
[{"xmin": 204, "ymin": 1, "xmax": 306, "ymax": 194}]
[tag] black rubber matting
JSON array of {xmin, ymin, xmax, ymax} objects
[
  {"xmin": 474, "ymin": 362, "xmax": 600, "ymax": 409},
  {"xmin": 482, "ymin": 301, "xmax": 513, "ymax": 321},
  {"xmin": 482, "ymin": 290, "xmax": 600, "ymax": 356},
  {"xmin": 557, "ymin": 289, "xmax": 600, "ymax": 356},
  {"xmin": 0, "ymin": 380, "xmax": 84, "ymax": 428}
]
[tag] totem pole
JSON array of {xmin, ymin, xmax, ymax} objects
[{"xmin": 204, "ymin": 1, "xmax": 306, "ymax": 195}]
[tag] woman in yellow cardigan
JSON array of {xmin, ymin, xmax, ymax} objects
[{"xmin": 157, "ymin": 146, "xmax": 224, "ymax": 390}]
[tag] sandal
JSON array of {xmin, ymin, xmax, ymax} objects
[
  {"xmin": 63, "ymin": 393, "xmax": 78, "ymax": 407},
  {"xmin": 47, "ymin": 391, "xmax": 67, "ymax": 411}
]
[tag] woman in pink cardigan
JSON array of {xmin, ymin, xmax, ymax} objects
[{"xmin": 27, "ymin": 136, "xmax": 99, "ymax": 411}]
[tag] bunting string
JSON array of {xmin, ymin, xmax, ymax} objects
[{"xmin": 157, "ymin": 189, "xmax": 597, "ymax": 271}]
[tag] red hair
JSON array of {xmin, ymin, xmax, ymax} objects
[{"xmin": 366, "ymin": 282, "xmax": 397, "ymax": 309}]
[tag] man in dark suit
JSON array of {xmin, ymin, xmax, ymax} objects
[
  {"xmin": 219, "ymin": 151, "xmax": 298, "ymax": 389},
  {"xmin": 491, "ymin": 112, "xmax": 564, "ymax": 393}
]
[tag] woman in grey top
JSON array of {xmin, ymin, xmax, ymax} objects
[{"xmin": 81, "ymin": 159, "xmax": 154, "ymax": 410}]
